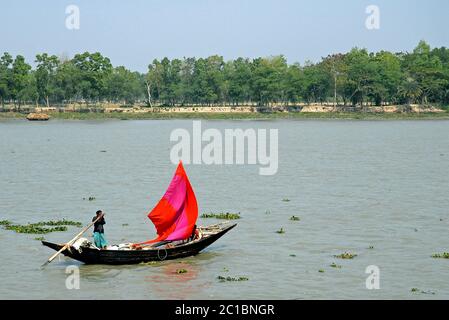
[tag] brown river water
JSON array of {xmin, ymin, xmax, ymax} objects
[{"xmin": 0, "ymin": 119, "xmax": 448, "ymax": 299}]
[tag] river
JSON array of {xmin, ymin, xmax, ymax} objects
[{"xmin": 0, "ymin": 119, "xmax": 448, "ymax": 299}]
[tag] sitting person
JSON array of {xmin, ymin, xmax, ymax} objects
[{"xmin": 189, "ymin": 224, "xmax": 200, "ymax": 241}]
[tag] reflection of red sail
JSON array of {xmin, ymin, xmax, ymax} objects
[{"xmin": 138, "ymin": 162, "xmax": 198, "ymax": 244}]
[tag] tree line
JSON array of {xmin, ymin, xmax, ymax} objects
[{"xmin": 1, "ymin": 41, "xmax": 448, "ymax": 108}]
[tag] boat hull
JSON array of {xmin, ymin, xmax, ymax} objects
[{"xmin": 42, "ymin": 223, "xmax": 236, "ymax": 265}]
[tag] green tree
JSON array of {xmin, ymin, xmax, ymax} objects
[
  {"xmin": 341, "ymin": 48, "xmax": 377, "ymax": 106},
  {"xmin": 398, "ymin": 76, "xmax": 422, "ymax": 105},
  {"xmin": 35, "ymin": 53, "xmax": 59, "ymax": 107},
  {"xmin": 72, "ymin": 52, "xmax": 112, "ymax": 102},
  {"xmin": 105, "ymin": 66, "xmax": 144, "ymax": 104},
  {"xmin": 0, "ymin": 52, "xmax": 13, "ymax": 108},
  {"xmin": 301, "ymin": 61, "xmax": 331, "ymax": 104},
  {"xmin": 284, "ymin": 63, "xmax": 303, "ymax": 103},
  {"xmin": 224, "ymin": 57, "xmax": 253, "ymax": 105},
  {"xmin": 370, "ymin": 51, "xmax": 402, "ymax": 105},
  {"xmin": 11, "ymin": 55, "xmax": 32, "ymax": 106},
  {"xmin": 193, "ymin": 56, "xmax": 225, "ymax": 105},
  {"xmin": 54, "ymin": 60, "xmax": 82, "ymax": 103},
  {"xmin": 251, "ymin": 56, "xmax": 288, "ymax": 105},
  {"xmin": 402, "ymin": 41, "xmax": 446, "ymax": 104}
]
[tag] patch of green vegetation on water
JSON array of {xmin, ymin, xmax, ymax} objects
[
  {"xmin": 431, "ymin": 252, "xmax": 449, "ymax": 259},
  {"xmin": 289, "ymin": 215, "xmax": 300, "ymax": 221},
  {"xmin": 276, "ymin": 227, "xmax": 285, "ymax": 234},
  {"xmin": 5, "ymin": 224, "xmax": 67, "ymax": 234},
  {"xmin": 334, "ymin": 252, "xmax": 358, "ymax": 259},
  {"xmin": 176, "ymin": 269, "xmax": 188, "ymax": 274},
  {"xmin": 282, "ymin": 198, "xmax": 290, "ymax": 202},
  {"xmin": 1, "ymin": 219, "xmax": 82, "ymax": 234},
  {"xmin": 330, "ymin": 262, "xmax": 342, "ymax": 269},
  {"xmin": 411, "ymin": 288, "xmax": 435, "ymax": 295},
  {"xmin": 0, "ymin": 220, "xmax": 12, "ymax": 226},
  {"xmin": 32, "ymin": 219, "xmax": 82, "ymax": 227},
  {"xmin": 217, "ymin": 275, "xmax": 249, "ymax": 282},
  {"xmin": 34, "ymin": 237, "xmax": 45, "ymax": 241},
  {"xmin": 200, "ymin": 212, "xmax": 241, "ymax": 220},
  {"xmin": 318, "ymin": 269, "xmax": 325, "ymax": 273}
]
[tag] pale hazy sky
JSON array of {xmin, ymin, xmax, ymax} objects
[{"xmin": 1, "ymin": 0, "xmax": 448, "ymax": 72}]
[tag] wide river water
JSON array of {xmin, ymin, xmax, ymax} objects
[{"xmin": 0, "ymin": 118, "xmax": 448, "ymax": 299}]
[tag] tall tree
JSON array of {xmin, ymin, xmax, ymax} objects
[
  {"xmin": 251, "ymin": 56, "xmax": 288, "ymax": 105},
  {"xmin": 342, "ymin": 48, "xmax": 377, "ymax": 106},
  {"xmin": 35, "ymin": 53, "xmax": 59, "ymax": 107},
  {"xmin": 72, "ymin": 52, "xmax": 112, "ymax": 102},
  {"xmin": 402, "ymin": 41, "xmax": 446, "ymax": 104},
  {"xmin": 11, "ymin": 55, "xmax": 32, "ymax": 106},
  {"xmin": 0, "ymin": 52, "xmax": 13, "ymax": 108}
]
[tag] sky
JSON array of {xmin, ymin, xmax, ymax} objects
[{"xmin": 0, "ymin": 0, "xmax": 448, "ymax": 72}]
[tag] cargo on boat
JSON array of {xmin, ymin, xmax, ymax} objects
[{"xmin": 26, "ymin": 113, "xmax": 50, "ymax": 121}]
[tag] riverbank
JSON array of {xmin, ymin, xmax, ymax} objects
[{"xmin": 2, "ymin": 111, "xmax": 449, "ymax": 121}]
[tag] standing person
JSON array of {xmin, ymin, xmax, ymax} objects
[{"xmin": 92, "ymin": 210, "xmax": 107, "ymax": 249}]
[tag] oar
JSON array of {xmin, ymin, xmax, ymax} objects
[{"xmin": 41, "ymin": 213, "xmax": 104, "ymax": 267}]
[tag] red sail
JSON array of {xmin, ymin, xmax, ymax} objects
[{"xmin": 138, "ymin": 162, "xmax": 198, "ymax": 244}]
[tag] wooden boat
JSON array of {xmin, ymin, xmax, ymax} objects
[
  {"xmin": 42, "ymin": 162, "xmax": 237, "ymax": 265},
  {"xmin": 42, "ymin": 223, "xmax": 236, "ymax": 265}
]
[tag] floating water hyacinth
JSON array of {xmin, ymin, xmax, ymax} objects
[
  {"xmin": 217, "ymin": 276, "xmax": 249, "ymax": 282},
  {"xmin": 289, "ymin": 216, "xmax": 300, "ymax": 221},
  {"xmin": 276, "ymin": 227, "xmax": 285, "ymax": 234},
  {"xmin": 431, "ymin": 252, "xmax": 449, "ymax": 259},
  {"xmin": 200, "ymin": 212, "xmax": 241, "ymax": 220},
  {"xmin": 334, "ymin": 252, "xmax": 358, "ymax": 259},
  {"xmin": 176, "ymin": 269, "xmax": 188, "ymax": 274},
  {"xmin": 32, "ymin": 219, "xmax": 82, "ymax": 227},
  {"xmin": 4, "ymin": 224, "xmax": 67, "ymax": 234},
  {"xmin": 1, "ymin": 219, "xmax": 82, "ymax": 234},
  {"xmin": 0, "ymin": 220, "xmax": 12, "ymax": 226},
  {"xmin": 411, "ymin": 288, "xmax": 435, "ymax": 295},
  {"xmin": 330, "ymin": 262, "xmax": 342, "ymax": 269}
]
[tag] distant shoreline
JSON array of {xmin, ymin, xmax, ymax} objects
[{"xmin": 1, "ymin": 111, "xmax": 449, "ymax": 121}]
